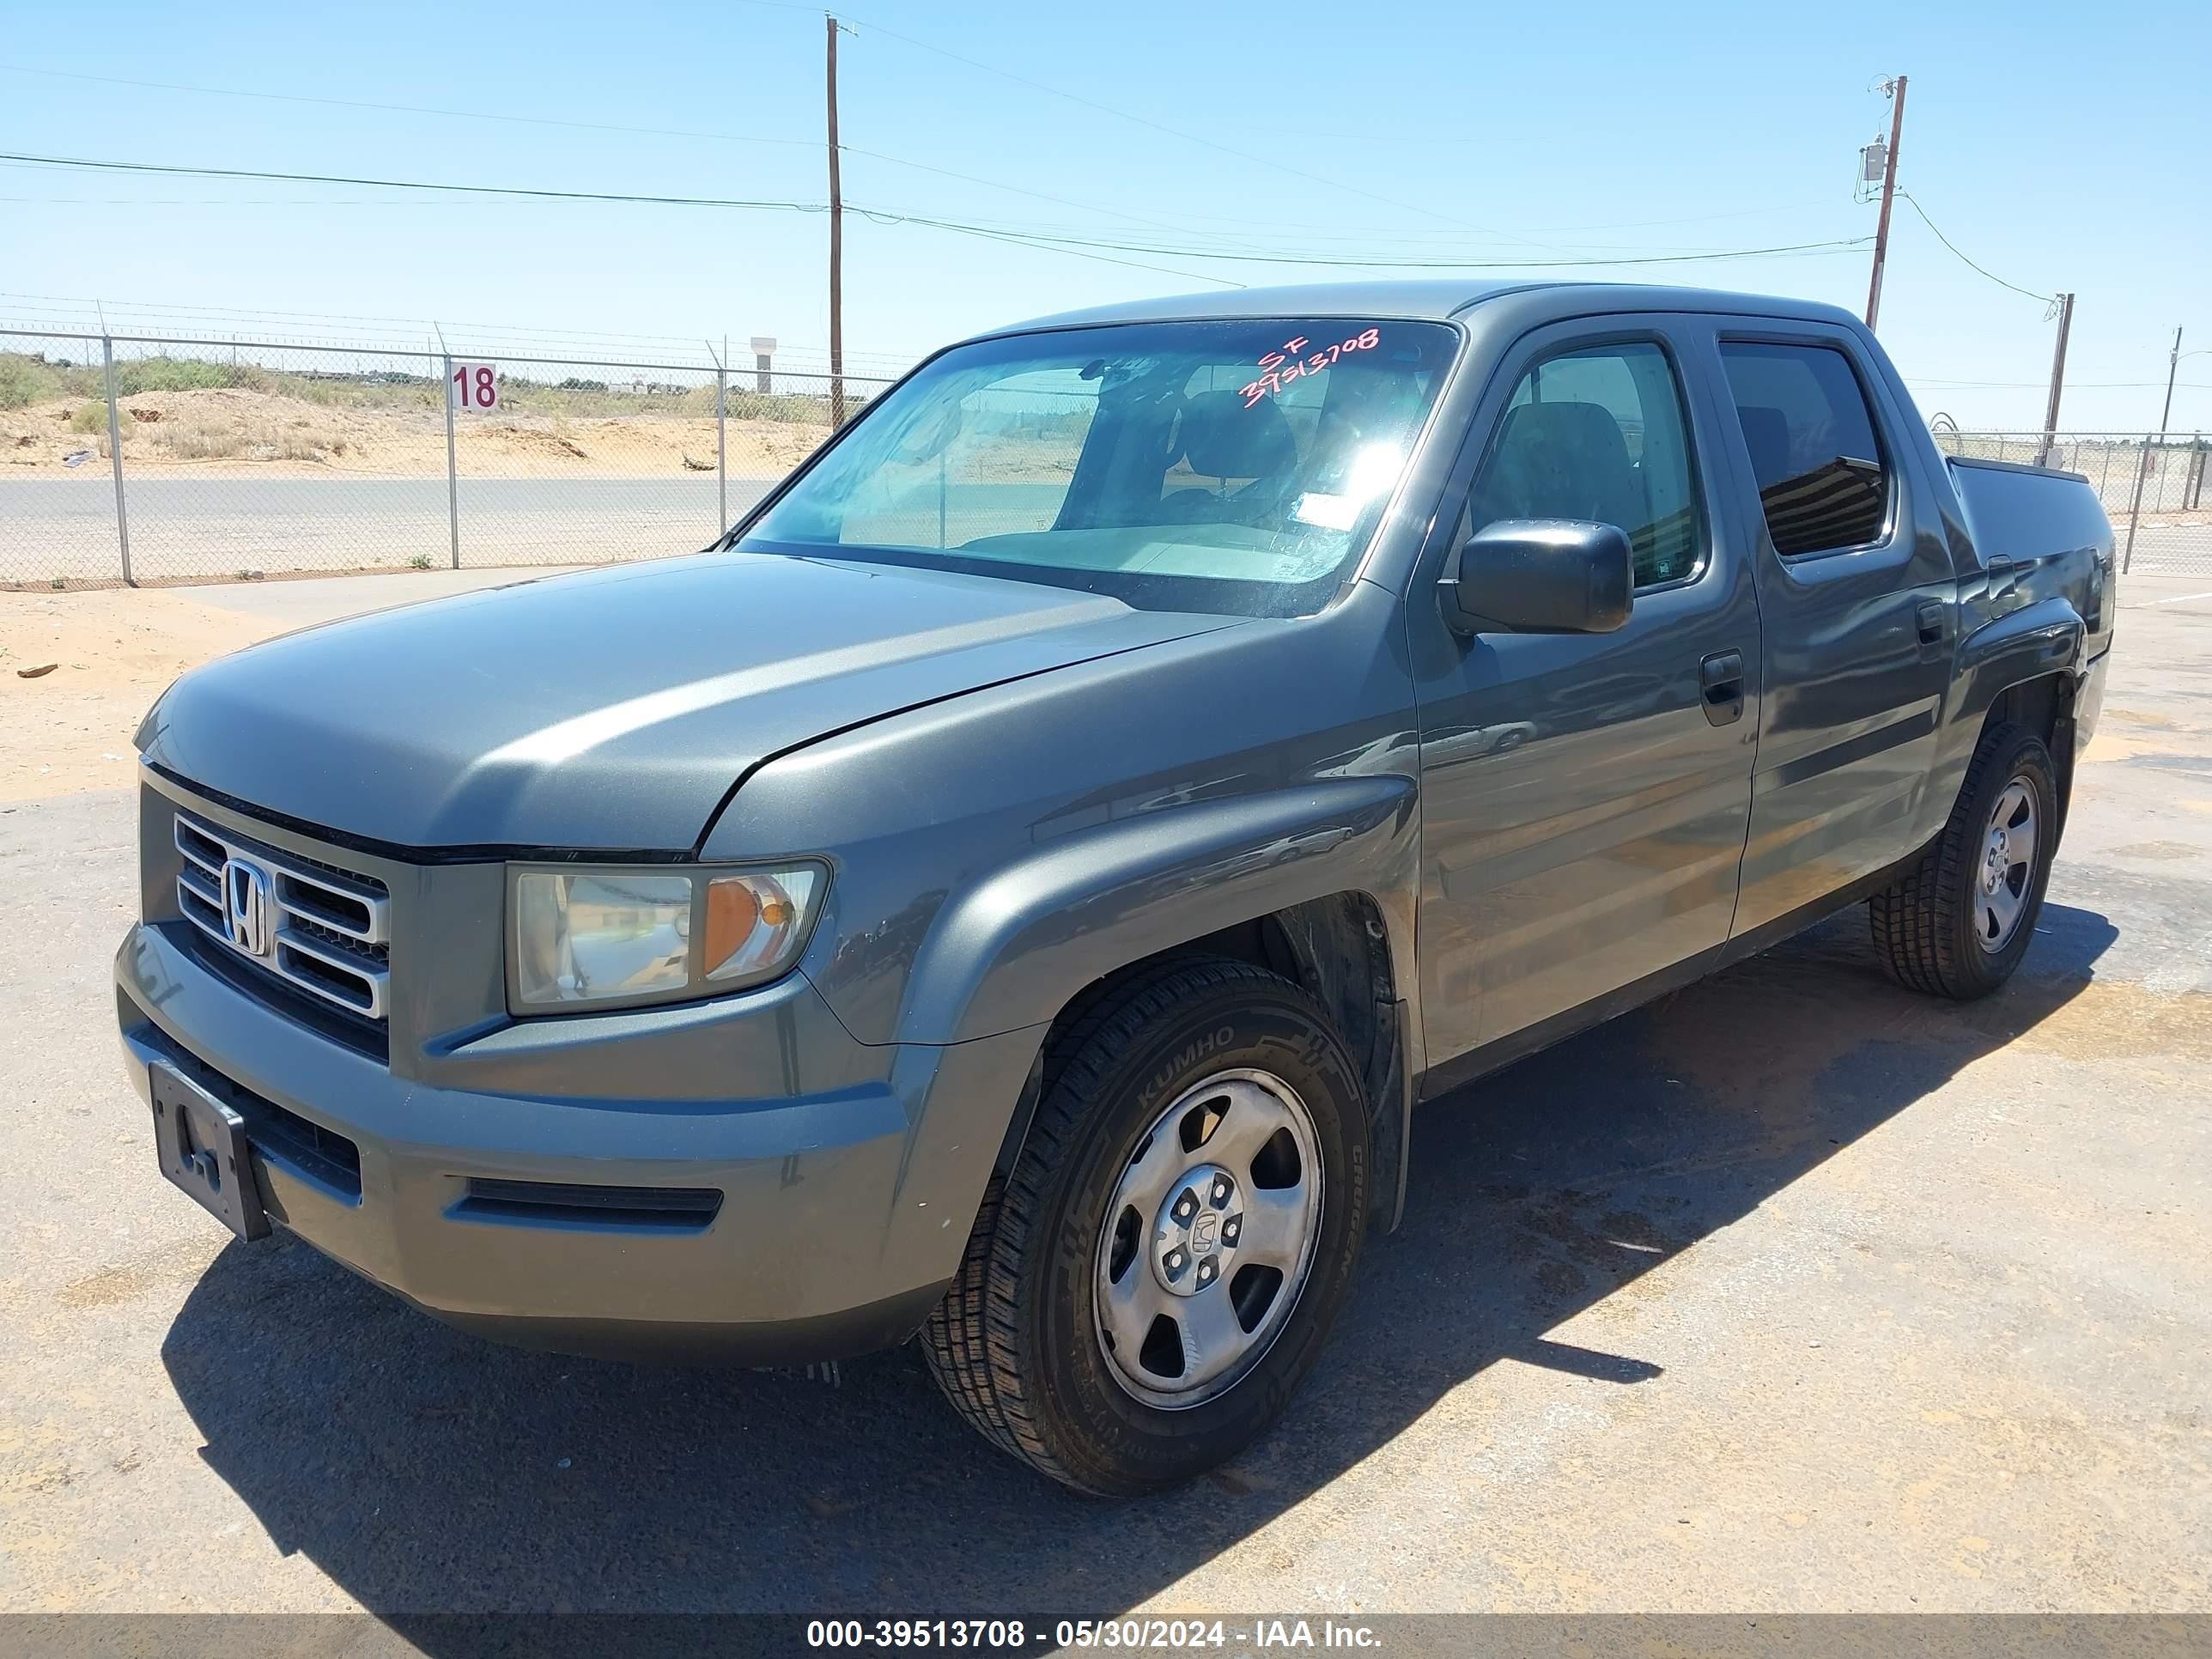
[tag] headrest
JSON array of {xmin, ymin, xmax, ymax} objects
[
  {"xmin": 1494, "ymin": 400, "xmax": 1632, "ymax": 474},
  {"xmin": 1180, "ymin": 389, "xmax": 1297, "ymax": 481},
  {"xmin": 1474, "ymin": 399, "xmax": 1640, "ymax": 527}
]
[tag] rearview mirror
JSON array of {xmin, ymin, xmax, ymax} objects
[{"xmin": 1437, "ymin": 519, "xmax": 1633, "ymax": 637}]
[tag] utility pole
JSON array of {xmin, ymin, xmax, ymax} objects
[
  {"xmin": 2124, "ymin": 325, "xmax": 2185, "ymax": 574},
  {"xmin": 1864, "ymin": 74, "xmax": 1907, "ymax": 331},
  {"xmin": 825, "ymin": 12, "xmax": 847, "ymax": 429},
  {"xmin": 2155, "ymin": 325, "xmax": 2185, "ymax": 438},
  {"xmin": 2038, "ymin": 292, "xmax": 2075, "ymax": 468}
]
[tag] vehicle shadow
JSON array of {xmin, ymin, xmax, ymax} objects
[{"xmin": 161, "ymin": 902, "xmax": 2117, "ymax": 1626}]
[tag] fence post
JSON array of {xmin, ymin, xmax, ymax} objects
[
  {"xmin": 716, "ymin": 366, "xmax": 728, "ymax": 533},
  {"xmin": 441, "ymin": 349, "xmax": 460, "ymax": 569},
  {"xmin": 102, "ymin": 334, "xmax": 133, "ymax": 586},
  {"xmin": 2121, "ymin": 432, "xmax": 2151, "ymax": 574}
]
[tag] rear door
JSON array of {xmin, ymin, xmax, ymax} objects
[
  {"xmin": 1408, "ymin": 317, "xmax": 1763, "ymax": 1072},
  {"xmin": 1695, "ymin": 324, "xmax": 1960, "ymax": 936}
]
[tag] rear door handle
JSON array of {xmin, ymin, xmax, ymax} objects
[
  {"xmin": 1917, "ymin": 599, "xmax": 1948, "ymax": 646},
  {"xmin": 1699, "ymin": 649, "xmax": 1745, "ymax": 726}
]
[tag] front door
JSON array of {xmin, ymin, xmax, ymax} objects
[{"xmin": 1410, "ymin": 320, "xmax": 1764, "ymax": 1073}]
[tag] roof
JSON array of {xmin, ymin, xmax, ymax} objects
[{"xmin": 983, "ymin": 279, "xmax": 1863, "ymax": 339}]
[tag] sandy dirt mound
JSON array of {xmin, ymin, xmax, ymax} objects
[{"xmin": 0, "ymin": 388, "xmax": 829, "ymax": 479}]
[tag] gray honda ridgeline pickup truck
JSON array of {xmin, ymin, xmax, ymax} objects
[{"xmin": 119, "ymin": 281, "xmax": 2113, "ymax": 1493}]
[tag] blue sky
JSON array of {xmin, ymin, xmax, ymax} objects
[{"xmin": 3, "ymin": 0, "xmax": 2206, "ymax": 429}]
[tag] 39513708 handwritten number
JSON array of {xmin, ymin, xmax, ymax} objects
[{"xmin": 1241, "ymin": 328, "xmax": 1381, "ymax": 409}]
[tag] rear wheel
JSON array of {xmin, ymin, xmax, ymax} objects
[
  {"xmin": 922, "ymin": 957, "xmax": 1370, "ymax": 1495},
  {"xmin": 1870, "ymin": 721, "xmax": 2057, "ymax": 1000}
]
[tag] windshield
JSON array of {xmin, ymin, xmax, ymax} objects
[{"xmin": 739, "ymin": 318, "xmax": 1458, "ymax": 617}]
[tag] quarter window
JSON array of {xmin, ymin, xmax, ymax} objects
[
  {"xmin": 1717, "ymin": 342, "xmax": 1890, "ymax": 556},
  {"xmin": 1462, "ymin": 341, "xmax": 1704, "ymax": 589}
]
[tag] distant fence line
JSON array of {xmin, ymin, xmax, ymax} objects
[
  {"xmin": 3, "ymin": 325, "xmax": 2208, "ymax": 586},
  {"xmin": 1932, "ymin": 429, "xmax": 2211, "ymax": 576},
  {"xmin": 0, "ymin": 326, "xmax": 899, "ymax": 586}
]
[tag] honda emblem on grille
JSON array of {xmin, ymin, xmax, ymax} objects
[{"xmin": 222, "ymin": 858, "xmax": 271, "ymax": 957}]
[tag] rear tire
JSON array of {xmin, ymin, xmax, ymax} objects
[
  {"xmin": 1870, "ymin": 721, "xmax": 2056, "ymax": 1000},
  {"xmin": 922, "ymin": 956, "xmax": 1370, "ymax": 1496}
]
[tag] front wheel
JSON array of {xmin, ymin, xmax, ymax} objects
[
  {"xmin": 922, "ymin": 957, "xmax": 1370, "ymax": 1495},
  {"xmin": 1870, "ymin": 721, "xmax": 2057, "ymax": 1000}
]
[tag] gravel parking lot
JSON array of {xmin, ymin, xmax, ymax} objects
[{"xmin": 1, "ymin": 572, "xmax": 2207, "ymax": 1625}]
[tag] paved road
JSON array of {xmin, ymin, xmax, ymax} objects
[
  {"xmin": 4, "ymin": 476, "xmax": 772, "ymax": 584},
  {"xmin": 1, "ymin": 589, "xmax": 2207, "ymax": 1631},
  {"xmin": 9, "ymin": 475, "xmax": 2209, "ymax": 588}
]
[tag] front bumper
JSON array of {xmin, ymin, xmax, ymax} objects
[{"xmin": 116, "ymin": 836, "xmax": 1040, "ymax": 1364}]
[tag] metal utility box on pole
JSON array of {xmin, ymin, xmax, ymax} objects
[
  {"xmin": 750, "ymin": 336, "xmax": 777, "ymax": 395},
  {"xmin": 826, "ymin": 15, "xmax": 847, "ymax": 429},
  {"xmin": 1864, "ymin": 75, "xmax": 1907, "ymax": 331},
  {"xmin": 2038, "ymin": 293, "xmax": 2075, "ymax": 468}
]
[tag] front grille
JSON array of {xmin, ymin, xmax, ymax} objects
[{"xmin": 173, "ymin": 810, "xmax": 392, "ymax": 1025}]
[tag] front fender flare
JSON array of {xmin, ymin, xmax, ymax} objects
[{"xmin": 894, "ymin": 775, "xmax": 1419, "ymax": 1048}]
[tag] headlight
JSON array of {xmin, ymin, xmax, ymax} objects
[{"xmin": 508, "ymin": 863, "xmax": 825, "ymax": 1012}]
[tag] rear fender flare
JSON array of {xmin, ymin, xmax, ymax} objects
[{"xmin": 1927, "ymin": 595, "xmax": 2085, "ymax": 821}]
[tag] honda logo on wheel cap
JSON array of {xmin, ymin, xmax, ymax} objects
[{"xmin": 222, "ymin": 858, "xmax": 271, "ymax": 957}]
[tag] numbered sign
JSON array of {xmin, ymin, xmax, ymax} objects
[{"xmin": 449, "ymin": 362, "xmax": 500, "ymax": 412}]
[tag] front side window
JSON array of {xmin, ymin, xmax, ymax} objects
[
  {"xmin": 740, "ymin": 319, "xmax": 1458, "ymax": 617},
  {"xmin": 1461, "ymin": 340, "xmax": 1705, "ymax": 589},
  {"xmin": 1717, "ymin": 341, "xmax": 1890, "ymax": 556}
]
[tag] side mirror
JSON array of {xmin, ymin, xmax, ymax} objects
[{"xmin": 1437, "ymin": 519, "xmax": 1633, "ymax": 637}]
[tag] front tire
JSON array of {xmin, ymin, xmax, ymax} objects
[
  {"xmin": 1870, "ymin": 721, "xmax": 2057, "ymax": 1000},
  {"xmin": 922, "ymin": 957, "xmax": 1370, "ymax": 1495}
]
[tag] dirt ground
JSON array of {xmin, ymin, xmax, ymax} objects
[
  {"xmin": 2, "ymin": 386, "xmax": 829, "ymax": 479},
  {"xmin": 0, "ymin": 589, "xmax": 290, "ymax": 799},
  {"xmin": 0, "ymin": 570, "xmax": 2206, "ymax": 1630}
]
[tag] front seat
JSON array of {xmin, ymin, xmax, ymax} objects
[{"xmin": 1161, "ymin": 390, "xmax": 1300, "ymax": 522}]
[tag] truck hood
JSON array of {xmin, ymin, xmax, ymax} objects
[{"xmin": 139, "ymin": 552, "xmax": 1233, "ymax": 851}]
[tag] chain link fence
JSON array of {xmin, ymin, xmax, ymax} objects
[
  {"xmin": 0, "ymin": 327, "xmax": 892, "ymax": 587},
  {"xmin": 1934, "ymin": 430, "xmax": 2212, "ymax": 574},
  {"xmin": 8, "ymin": 324, "xmax": 2209, "ymax": 586}
]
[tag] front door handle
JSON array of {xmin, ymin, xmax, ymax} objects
[{"xmin": 1699, "ymin": 649, "xmax": 1745, "ymax": 726}]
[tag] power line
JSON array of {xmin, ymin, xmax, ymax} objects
[
  {"xmin": 1897, "ymin": 191, "xmax": 2052, "ymax": 305},
  {"xmin": 0, "ymin": 60, "xmax": 1856, "ymax": 257},
  {"xmin": 0, "ymin": 150, "xmax": 1873, "ymax": 278},
  {"xmin": 0, "ymin": 150, "xmax": 823, "ymax": 212},
  {"xmin": 0, "ymin": 179, "xmax": 1845, "ymax": 262},
  {"xmin": 902, "ymin": 216, "xmax": 1871, "ymax": 270},
  {"xmin": 0, "ymin": 61, "xmax": 1194, "ymax": 236},
  {"xmin": 0, "ymin": 151, "xmax": 1245, "ymax": 288}
]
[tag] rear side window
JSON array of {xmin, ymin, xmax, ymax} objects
[
  {"xmin": 1717, "ymin": 342, "xmax": 1890, "ymax": 556},
  {"xmin": 1462, "ymin": 341, "xmax": 1704, "ymax": 589}
]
